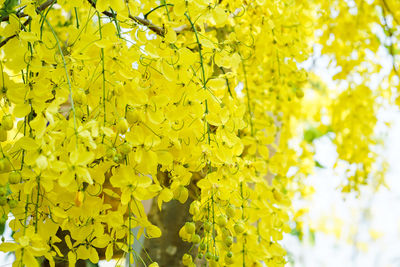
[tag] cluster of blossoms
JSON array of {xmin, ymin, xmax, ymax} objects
[{"xmin": 0, "ymin": 0, "xmax": 395, "ymax": 266}]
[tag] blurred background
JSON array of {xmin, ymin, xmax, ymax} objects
[
  {"xmin": 282, "ymin": 108, "xmax": 400, "ymax": 267},
  {"xmin": 281, "ymin": 36, "xmax": 400, "ymax": 266}
]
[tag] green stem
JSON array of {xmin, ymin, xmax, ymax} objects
[
  {"xmin": 144, "ymin": 4, "xmax": 174, "ymax": 19},
  {"xmin": 97, "ymin": 12, "xmax": 107, "ymax": 127},
  {"xmin": 35, "ymin": 176, "xmax": 40, "ymax": 233},
  {"xmin": 220, "ymin": 67, "xmax": 233, "ymax": 97},
  {"xmin": 186, "ymin": 12, "xmax": 220, "ymax": 261},
  {"xmin": 110, "ymin": 8, "xmax": 122, "ymax": 38},
  {"xmin": 185, "ymin": 12, "xmax": 206, "ymax": 87},
  {"xmin": 42, "ymin": 16, "xmax": 78, "ymax": 145},
  {"xmin": 23, "ymin": 195, "xmax": 29, "ymax": 234},
  {"xmin": 74, "ymin": 7, "xmax": 79, "ymax": 29},
  {"xmin": 161, "ymin": 0, "xmax": 171, "ymax": 21},
  {"xmin": 20, "ymin": 118, "xmax": 26, "ymax": 170},
  {"xmin": 239, "ymin": 52, "xmax": 254, "ymax": 136},
  {"xmin": 20, "ymin": 194, "xmax": 30, "ymax": 267},
  {"xmin": 185, "ymin": 12, "xmax": 211, "ymax": 145},
  {"xmin": 240, "ymin": 182, "xmax": 246, "ymax": 267},
  {"xmin": 39, "ymin": 0, "xmax": 56, "ymax": 40},
  {"xmin": 128, "ymin": 201, "xmax": 132, "ymax": 267},
  {"xmin": 0, "ymin": 61, "xmax": 5, "ymax": 91},
  {"xmin": 211, "ymin": 187, "xmax": 216, "ymax": 251}
]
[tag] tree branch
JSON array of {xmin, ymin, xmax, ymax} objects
[
  {"xmin": 381, "ymin": 0, "xmax": 400, "ymax": 26},
  {"xmin": 0, "ymin": 17, "xmax": 31, "ymax": 48},
  {"xmin": 0, "ymin": 34, "xmax": 16, "ymax": 47},
  {"xmin": 128, "ymin": 15, "xmax": 165, "ymax": 36},
  {"xmin": 0, "ymin": 0, "xmax": 55, "ymax": 48},
  {"xmin": 86, "ymin": 0, "xmax": 166, "ymax": 37},
  {"xmin": 0, "ymin": 0, "xmax": 56, "ymax": 22},
  {"xmin": 0, "ymin": 0, "xmax": 166, "ymax": 49}
]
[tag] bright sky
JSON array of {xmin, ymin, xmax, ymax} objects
[{"xmin": 282, "ymin": 106, "xmax": 400, "ymax": 267}]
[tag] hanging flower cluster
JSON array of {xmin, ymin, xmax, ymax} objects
[{"xmin": 0, "ymin": 0, "xmax": 394, "ymax": 266}]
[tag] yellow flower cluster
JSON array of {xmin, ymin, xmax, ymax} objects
[{"xmin": 0, "ymin": 0, "xmax": 394, "ymax": 266}]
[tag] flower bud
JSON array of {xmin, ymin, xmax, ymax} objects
[
  {"xmin": 191, "ymin": 234, "xmax": 201, "ymax": 244},
  {"xmin": 224, "ymin": 235, "xmax": 233, "ymax": 247},
  {"xmin": 217, "ymin": 214, "xmax": 228, "ymax": 227},
  {"xmin": 226, "ymin": 204, "xmax": 235, "ymax": 218},
  {"xmin": 182, "ymin": 253, "xmax": 192, "ymax": 266},
  {"xmin": 234, "ymin": 221, "xmax": 245, "ymax": 234},
  {"xmin": 185, "ymin": 222, "xmax": 195, "ymax": 234},
  {"xmin": 8, "ymin": 171, "xmax": 21, "ymax": 184},
  {"xmin": 117, "ymin": 118, "xmax": 129, "ymax": 133},
  {"xmin": 1, "ymin": 115, "xmax": 13, "ymax": 131},
  {"xmin": 0, "ymin": 197, "xmax": 7, "ymax": 206},
  {"xmin": 204, "ymin": 221, "xmax": 212, "ymax": 232}
]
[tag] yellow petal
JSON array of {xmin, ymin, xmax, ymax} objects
[
  {"xmin": 0, "ymin": 242, "xmax": 19, "ymax": 252},
  {"xmin": 68, "ymin": 251, "xmax": 76, "ymax": 267},
  {"xmin": 23, "ymin": 249, "xmax": 38, "ymax": 267},
  {"xmin": 105, "ymin": 244, "xmax": 113, "ymax": 261},
  {"xmin": 165, "ymin": 28, "xmax": 177, "ymax": 43},
  {"xmin": 161, "ymin": 60, "xmax": 176, "ymax": 82},
  {"xmin": 146, "ymin": 225, "xmax": 162, "ymax": 238},
  {"xmin": 158, "ymin": 188, "xmax": 173, "ymax": 210},
  {"xmin": 89, "ymin": 246, "xmax": 99, "ymax": 264},
  {"xmin": 19, "ymin": 31, "xmax": 38, "ymax": 42},
  {"xmin": 16, "ymin": 137, "xmax": 39, "ymax": 151}
]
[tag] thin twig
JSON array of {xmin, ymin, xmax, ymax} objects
[
  {"xmin": 86, "ymin": 0, "xmax": 166, "ymax": 37},
  {"xmin": 0, "ymin": 0, "xmax": 55, "ymax": 48},
  {"xmin": 0, "ymin": 17, "xmax": 32, "ymax": 47},
  {"xmin": 129, "ymin": 15, "xmax": 165, "ymax": 36},
  {"xmin": 143, "ymin": 4, "xmax": 174, "ymax": 19},
  {"xmin": 0, "ymin": 0, "xmax": 56, "ymax": 22},
  {"xmin": 0, "ymin": 0, "xmax": 166, "ymax": 49},
  {"xmin": 381, "ymin": 0, "xmax": 400, "ymax": 26}
]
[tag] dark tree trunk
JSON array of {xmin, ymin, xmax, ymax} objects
[{"xmin": 138, "ymin": 199, "xmax": 194, "ymax": 267}]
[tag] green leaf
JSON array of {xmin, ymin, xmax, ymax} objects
[
  {"xmin": 0, "ymin": 214, "xmax": 7, "ymax": 235},
  {"xmin": 315, "ymin": 160, "xmax": 325, "ymax": 168},
  {"xmin": 0, "ymin": 221, "xmax": 5, "ymax": 235},
  {"xmin": 309, "ymin": 229, "xmax": 316, "ymax": 246},
  {"xmin": 304, "ymin": 127, "xmax": 320, "ymax": 143},
  {"xmin": 0, "ymin": 0, "xmax": 19, "ymax": 18}
]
